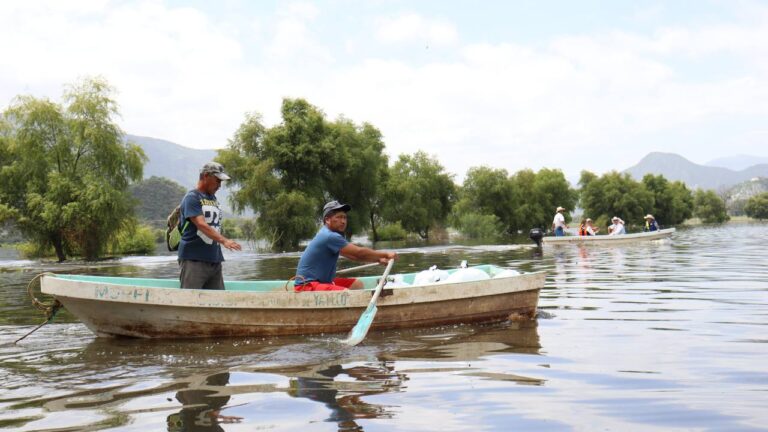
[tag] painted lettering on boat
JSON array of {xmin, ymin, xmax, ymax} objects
[
  {"xmin": 94, "ymin": 286, "xmax": 150, "ymax": 302},
  {"xmin": 313, "ymin": 292, "xmax": 349, "ymax": 307}
]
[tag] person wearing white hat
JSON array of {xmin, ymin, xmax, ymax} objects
[
  {"xmin": 608, "ymin": 216, "xmax": 626, "ymax": 235},
  {"xmin": 552, "ymin": 206, "xmax": 568, "ymax": 236},
  {"xmin": 643, "ymin": 214, "xmax": 659, "ymax": 232}
]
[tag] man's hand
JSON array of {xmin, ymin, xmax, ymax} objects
[{"xmin": 222, "ymin": 239, "xmax": 242, "ymax": 251}]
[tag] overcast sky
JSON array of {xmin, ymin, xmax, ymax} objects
[{"xmin": 2, "ymin": 0, "xmax": 767, "ymax": 182}]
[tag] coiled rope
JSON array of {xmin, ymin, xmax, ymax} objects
[{"xmin": 14, "ymin": 272, "xmax": 62, "ymax": 344}]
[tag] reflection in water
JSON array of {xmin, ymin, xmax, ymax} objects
[{"xmin": 168, "ymin": 373, "xmax": 242, "ymax": 432}]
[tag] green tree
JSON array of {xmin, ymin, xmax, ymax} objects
[
  {"xmin": 454, "ymin": 166, "xmax": 514, "ymax": 235},
  {"xmin": 218, "ymin": 99, "xmax": 390, "ymax": 249},
  {"xmin": 382, "ymin": 151, "xmax": 456, "ymax": 239},
  {"xmin": 579, "ymin": 171, "xmax": 653, "ymax": 230},
  {"xmin": 0, "ymin": 77, "xmax": 145, "ymax": 261},
  {"xmin": 693, "ymin": 189, "xmax": 730, "ymax": 223},
  {"xmin": 744, "ymin": 192, "xmax": 768, "ymax": 220},
  {"xmin": 324, "ymin": 119, "xmax": 389, "ymax": 241},
  {"xmin": 526, "ymin": 168, "xmax": 578, "ymax": 232},
  {"xmin": 642, "ymin": 174, "xmax": 693, "ymax": 226}
]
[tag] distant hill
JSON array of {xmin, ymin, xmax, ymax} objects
[
  {"xmin": 129, "ymin": 176, "xmax": 187, "ymax": 228},
  {"xmin": 125, "ymin": 134, "xmax": 236, "ymax": 212},
  {"xmin": 723, "ymin": 177, "xmax": 768, "ymax": 215},
  {"xmin": 624, "ymin": 152, "xmax": 768, "ymax": 191},
  {"xmin": 706, "ymin": 155, "xmax": 768, "ymax": 171}
]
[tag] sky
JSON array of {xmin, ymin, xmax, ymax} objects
[{"xmin": 2, "ymin": 0, "xmax": 768, "ymax": 183}]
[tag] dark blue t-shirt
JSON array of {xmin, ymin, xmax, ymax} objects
[
  {"xmin": 178, "ymin": 189, "xmax": 224, "ymax": 263},
  {"xmin": 295, "ymin": 226, "xmax": 349, "ymax": 284}
]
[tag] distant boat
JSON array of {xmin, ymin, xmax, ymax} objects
[
  {"xmin": 40, "ymin": 265, "xmax": 545, "ymax": 339},
  {"xmin": 540, "ymin": 228, "xmax": 676, "ymax": 245}
]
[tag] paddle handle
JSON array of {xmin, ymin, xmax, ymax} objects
[
  {"xmin": 336, "ymin": 262, "xmax": 381, "ymax": 275},
  {"xmin": 368, "ymin": 259, "xmax": 395, "ymax": 306}
]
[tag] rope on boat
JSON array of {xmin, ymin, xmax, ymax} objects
[{"xmin": 14, "ymin": 272, "xmax": 62, "ymax": 344}]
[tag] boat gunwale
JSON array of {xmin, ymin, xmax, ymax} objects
[{"xmin": 41, "ymin": 270, "xmax": 546, "ymax": 311}]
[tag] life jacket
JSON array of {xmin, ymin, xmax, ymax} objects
[{"xmin": 579, "ymin": 224, "xmax": 588, "ymax": 236}]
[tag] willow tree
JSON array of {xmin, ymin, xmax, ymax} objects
[
  {"xmin": 0, "ymin": 78, "xmax": 145, "ymax": 261},
  {"xmin": 693, "ymin": 189, "xmax": 730, "ymax": 223},
  {"xmin": 381, "ymin": 151, "xmax": 456, "ymax": 239},
  {"xmin": 218, "ymin": 99, "xmax": 389, "ymax": 249},
  {"xmin": 642, "ymin": 174, "xmax": 693, "ymax": 226},
  {"xmin": 579, "ymin": 170, "xmax": 653, "ymax": 230}
]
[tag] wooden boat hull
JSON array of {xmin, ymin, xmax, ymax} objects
[
  {"xmin": 41, "ymin": 267, "xmax": 544, "ymax": 339},
  {"xmin": 542, "ymin": 227, "xmax": 675, "ymax": 245}
]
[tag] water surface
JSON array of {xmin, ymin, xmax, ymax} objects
[{"xmin": 1, "ymin": 224, "xmax": 767, "ymax": 431}]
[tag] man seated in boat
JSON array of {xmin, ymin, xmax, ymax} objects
[
  {"xmin": 643, "ymin": 214, "xmax": 659, "ymax": 232},
  {"xmin": 578, "ymin": 218, "xmax": 599, "ymax": 236},
  {"xmin": 552, "ymin": 206, "xmax": 568, "ymax": 236},
  {"xmin": 608, "ymin": 216, "xmax": 626, "ymax": 235},
  {"xmin": 294, "ymin": 200, "xmax": 397, "ymax": 292}
]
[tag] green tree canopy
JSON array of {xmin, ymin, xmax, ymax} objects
[
  {"xmin": 642, "ymin": 174, "xmax": 693, "ymax": 226},
  {"xmin": 579, "ymin": 171, "xmax": 653, "ymax": 230},
  {"xmin": 744, "ymin": 192, "xmax": 768, "ymax": 220},
  {"xmin": 454, "ymin": 166, "xmax": 515, "ymax": 235},
  {"xmin": 217, "ymin": 99, "xmax": 390, "ymax": 249},
  {"xmin": 0, "ymin": 77, "xmax": 145, "ymax": 261},
  {"xmin": 693, "ymin": 189, "xmax": 730, "ymax": 223},
  {"xmin": 382, "ymin": 151, "xmax": 456, "ymax": 239}
]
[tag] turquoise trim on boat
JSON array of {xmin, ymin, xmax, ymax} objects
[{"xmin": 50, "ymin": 264, "xmax": 503, "ymax": 292}]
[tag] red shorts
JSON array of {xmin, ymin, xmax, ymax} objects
[{"xmin": 294, "ymin": 277, "xmax": 357, "ymax": 292}]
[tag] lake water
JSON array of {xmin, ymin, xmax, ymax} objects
[{"xmin": 1, "ymin": 223, "xmax": 767, "ymax": 431}]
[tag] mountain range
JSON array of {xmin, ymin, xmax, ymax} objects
[{"xmin": 624, "ymin": 152, "xmax": 768, "ymax": 191}]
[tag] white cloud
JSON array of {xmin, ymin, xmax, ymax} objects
[
  {"xmin": 2, "ymin": 1, "xmax": 768, "ymax": 181},
  {"xmin": 375, "ymin": 13, "xmax": 458, "ymax": 47}
]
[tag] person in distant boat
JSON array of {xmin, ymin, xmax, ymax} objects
[
  {"xmin": 552, "ymin": 206, "xmax": 569, "ymax": 236},
  {"xmin": 585, "ymin": 218, "xmax": 599, "ymax": 235},
  {"xmin": 178, "ymin": 162, "xmax": 242, "ymax": 290},
  {"xmin": 643, "ymin": 214, "xmax": 659, "ymax": 232},
  {"xmin": 294, "ymin": 200, "xmax": 397, "ymax": 292},
  {"xmin": 608, "ymin": 216, "xmax": 626, "ymax": 235},
  {"xmin": 578, "ymin": 218, "xmax": 599, "ymax": 236}
]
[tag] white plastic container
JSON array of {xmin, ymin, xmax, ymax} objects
[
  {"xmin": 413, "ymin": 265, "xmax": 450, "ymax": 285},
  {"xmin": 492, "ymin": 269, "xmax": 520, "ymax": 279},
  {"xmin": 444, "ymin": 267, "xmax": 491, "ymax": 283}
]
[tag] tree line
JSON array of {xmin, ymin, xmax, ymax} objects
[{"xmin": 0, "ymin": 78, "xmax": 762, "ymax": 260}]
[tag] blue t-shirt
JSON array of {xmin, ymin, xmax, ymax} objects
[
  {"xmin": 178, "ymin": 189, "xmax": 224, "ymax": 263},
  {"xmin": 295, "ymin": 226, "xmax": 349, "ymax": 284}
]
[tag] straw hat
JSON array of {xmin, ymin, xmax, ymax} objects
[
  {"xmin": 556, "ymin": 206, "xmax": 565, "ymax": 212},
  {"xmin": 644, "ymin": 214, "xmax": 654, "ymax": 220}
]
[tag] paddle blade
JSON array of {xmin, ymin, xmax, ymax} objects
[{"xmin": 343, "ymin": 303, "xmax": 378, "ymax": 346}]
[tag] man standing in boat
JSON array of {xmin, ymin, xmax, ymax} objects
[
  {"xmin": 552, "ymin": 206, "xmax": 569, "ymax": 236},
  {"xmin": 294, "ymin": 200, "xmax": 397, "ymax": 292},
  {"xmin": 178, "ymin": 162, "xmax": 242, "ymax": 290}
]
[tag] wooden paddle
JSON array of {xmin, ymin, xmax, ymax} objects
[
  {"xmin": 336, "ymin": 262, "xmax": 380, "ymax": 275},
  {"xmin": 342, "ymin": 259, "xmax": 395, "ymax": 346}
]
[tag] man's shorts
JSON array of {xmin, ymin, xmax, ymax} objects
[{"xmin": 294, "ymin": 278, "xmax": 357, "ymax": 292}]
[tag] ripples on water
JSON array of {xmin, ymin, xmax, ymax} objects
[{"xmin": 1, "ymin": 223, "xmax": 767, "ymax": 431}]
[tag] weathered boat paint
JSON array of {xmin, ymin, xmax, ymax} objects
[{"xmin": 41, "ymin": 265, "xmax": 544, "ymax": 339}]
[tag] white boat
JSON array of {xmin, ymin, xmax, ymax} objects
[
  {"xmin": 40, "ymin": 265, "xmax": 545, "ymax": 339},
  {"xmin": 542, "ymin": 228, "xmax": 676, "ymax": 245}
]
